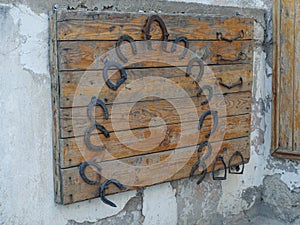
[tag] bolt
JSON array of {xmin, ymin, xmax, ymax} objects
[{"xmin": 53, "ymin": 4, "xmax": 59, "ymax": 10}]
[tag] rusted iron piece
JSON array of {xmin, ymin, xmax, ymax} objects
[
  {"xmin": 197, "ymin": 85, "xmax": 213, "ymax": 105},
  {"xmin": 198, "ymin": 110, "xmax": 218, "ymax": 138},
  {"xmin": 171, "ymin": 36, "xmax": 189, "ymax": 60},
  {"xmin": 103, "ymin": 60, "xmax": 127, "ymax": 90},
  {"xmin": 84, "ymin": 124, "xmax": 109, "ymax": 151},
  {"xmin": 216, "ymin": 30, "xmax": 244, "ymax": 42},
  {"xmin": 190, "ymin": 159, "xmax": 207, "ymax": 185},
  {"xmin": 143, "ymin": 15, "xmax": 169, "ymax": 51},
  {"xmin": 87, "ymin": 96, "xmax": 109, "ymax": 124},
  {"xmin": 198, "ymin": 140, "xmax": 212, "ymax": 160},
  {"xmin": 216, "ymin": 77, "xmax": 243, "ymax": 89},
  {"xmin": 100, "ymin": 179, "xmax": 126, "ymax": 207},
  {"xmin": 186, "ymin": 57, "xmax": 204, "ymax": 83},
  {"xmin": 116, "ymin": 34, "xmax": 137, "ymax": 63},
  {"xmin": 216, "ymin": 52, "xmax": 247, "ymax": 63},
  {"xmin": 212, "ymin": 155, "xmax": 227, "ymax": 180},
  {"xmin": 79, "ymin": 161, "xmax": 101, "ymax": 185},
  {"xmin": 228, "ymin": 151, "xmax": 245, "ymax": 174}
]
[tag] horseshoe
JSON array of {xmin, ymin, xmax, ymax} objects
[
  {"xmin": 79, "ymin": 161, "xmax": 101, "ymax": 185},
  {"xmin": 103, "ymin": 60, "xmax": 127, "ymax": 90},
  {"xmin": 171, "ymin": 36, "xmax": 189, "ymax": 60},
  {"xmin": 212, "ymin": 155, "xmax": 227, "ymax": 180},
  {"xmin": 186, "ymin": 57, "xmax": 204, "ymax": 83},
  {"xmin": 190, "ymin": 159, "xmax": 207, "ymax": 185},
  {"xmin": 228, "ymin": 151, "xmax": 245, "ymax": 174},
  {"xmin": 87, "ymin": 96, "xmax": 109, "ymax": 124},
  {"xmin": 116, "ymin": 35, "xmax": 137, "ymax": 63},
  {"xmin": 100, "ymin": 179, "xmax": 126, "ymax": 207},
  {"xmin": 84, "ymin": 124, "xmax": 109, "ymax": 151},
  {"xmin": 198, "ymin": 140, "xmax": 212, "ymax": 160},
  {"xmin": 198, "ymin": 110, "xmax": 218, "ymax": 138},
  {"xmin": 143, "ymin": 15, "xmax": 169, "ymax": 51},
  {"xmin": 197, "ymin": 85, "xmax": 213, "ymax": 105}
]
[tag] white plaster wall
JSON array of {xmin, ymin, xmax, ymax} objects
[{"xmin": 0, "ymin": 1, "xmax": 299, "ymax": 225}]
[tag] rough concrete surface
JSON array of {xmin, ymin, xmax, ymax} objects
[{"xmin": 0, "ymin": 0, "xmax": 300, "ymax": 225}]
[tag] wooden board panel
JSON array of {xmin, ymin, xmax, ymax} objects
[
  {"xmin": 58, "ymin": 40, "xmax": 253, "ymax": 71},
  {"xmin": 61, "ymin": 137, "xmax": 250, "ymax": 204},
  {"xmin": 57, "ymin": 12, "xmax": 253, "ymax": 41},
  {"xmin": 293, "ymin": 1, "xmax": 300, "ymax": 151},
  {"xmin": 60, "ymin": 64, "xmax": 253, "ymax": 108},
  {"xmin": 60, "ymin": 91, "xmax": 251, "ymax": 138},
  {"xmin": 278, "ymin": 0, "xmax": 295, "ymax": 150},
  {"xmin": 60, "ymin": 114, "xmax": 250, "ymax": 168}
]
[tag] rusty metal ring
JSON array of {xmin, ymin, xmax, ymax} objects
[
  {"xmin": 79, "ymin": 161, "xmax": 101, "ymax": 185},
  {"xmin": 87, "ymin": 96, "xmax": 109, "ymax": 124},
  {"xmin": 84, "ymin": 124, "xmax": 109, "ymax": 151},
  {"xmin": 197, "ymin": 85, "xmax": 213, "ymax": 105},
  {"xmin": 143, "ymin": 15, "xmax": 169, "ymax": 51},
  {"xmin": 171, "ymin": 36, "xmax": 189, "ymax": 60},
  {"xmin": 103, "ymin": 60, "xmax": 127, "ymax": 90},
  {"xmin": 116, "ymin": 34, "xmax": 137, "ymax": 63},
  {"xmin": 186, "ymin": 57, "xmax": 204, "ymax": 83},
  {"xmin": 198, "ymin": 110, "xmax": 218, "ymax": 138},
  {"xmin": 100, "ymin": 179, "xmax": 126, "ymax": 207}
]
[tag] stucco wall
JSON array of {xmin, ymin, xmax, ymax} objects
[{"xmin": 0, "ymin": 1, "xmax": 299, "ymax": 225}]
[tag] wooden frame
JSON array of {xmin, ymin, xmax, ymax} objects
[{"xmin": 272, "ymin": 0, "xmax": 300, "ymax": 160}]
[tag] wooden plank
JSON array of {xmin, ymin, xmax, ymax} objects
[
  {"xmin": 60, "ymin": 137, "xmax": 250, "ymax": 204},
  {"xmin": 293, "ymin": 0, "xmax": 300, "ymax": 152},
  {"xmin": 57, "ymin": 12, "xmax": 253, "ymax": 41},
  {"xmin": 278, "ymin": 0, "xmax": 295, "ymax": 150},
  {"xmin": 271, "ymin": 0, "xmax": 281, "ymax": 152},
  {"xmin": 60, "ymin": 114, "xmax": 250, "ymax": 168},
  {"xmin": 59, "ymin": 64, "xmax": 253, "ymax": 108},
  {"xmin": 60, "ymin": 91, "xmax": 251, "ymax": 138},
  {"xmin": 58, "ymin": 40, "xmax": 253, "ymax": 71}
]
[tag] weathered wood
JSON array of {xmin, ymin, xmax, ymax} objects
[
  {"xmin": 58, "ymin": 40, "xmax": 253, "ymax": 71},
  {"xmin": 60, "ymin": 114, "xmax": 250, "ymax": 168},
  {"xmin": 50, "ymin": 12, "xmax": 62, "ymax": 204},
  {"xmin": 293, "ymin": 1, "xmax": 300, "ymax": 151},
  {"xmin": 60, "ymin": 136, "xmax": 250, "ymax": 204},
  {"xmin": 278, "ymin": 0, "xmax": 295, "ymax": 150},
  {"xmin": 60, "ymin": 91, "xmax": 251, "ymax": 138},
  {"xmin": 60, "ymin": 65, "xmax": 253, "ymax": 108},
  {"xmin": 57, "ymin": 12, "xmax": 254, "ymax": 41}
]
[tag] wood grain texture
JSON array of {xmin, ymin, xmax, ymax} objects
[
  {"xmin": 278, "ymin": 0, "xmax": 295, "ymax": 150},
  {"xmin": 60, "ymin": 114, "xmax": 250, "ymax": 168},
  {"xmin": 58, "ymin": 40, "xmax": 253, "ymax": 71},
  {"xmin": 57, "ymin": 12, "xmax": 253, "ymax": 41},
  {"xmin": 60, "ymin": 91, "xmax": 251, "ymax": 138},
  {"xmin": 60, "ymin": 136, "xmax": 250, "ymax": 204},
  {"xmin": 59, "ymin": 64, "xmax": 253, "ymax": 108}
]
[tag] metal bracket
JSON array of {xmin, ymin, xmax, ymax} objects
[
  {"xmin": 103, "ymin": 60, "xmax": 127, "ymax": 90},
  {"xmin": 198, "ymin": 110, "xmax": 218, "ymax": 138},
  {"xmin": 100, "ymin": 179, "xmax": 126, "ymax": 207},
  {"xmin": 116, "ymin": 35, "xmax": 137, "ymax": 63},
  {"xmin": 186, "ymin": 57, "xmax": 204, "ymax": 83},
  {"xmin": 79, "ymin": 161, "xmax": 101, "ymax": 185},
  {"xmin": 212, "ymin": 155, "xmax": 227, "ymax": 180},
  {"xmin": 216, "ymin": 52, "xmax": 247, "ymax": 63},
  {"xmin": 216, "ymin": 77, "xmax": 243, "ymax": 89},
  {"xmin": 143, "ymin": 15, "xmax": 169, "ymax": 51},
  {"xmin": 197, "ymin": 85, "xmax": 213, "ymax": 105},
  {"xmin": 87, "ymin": 96, "xmax": 109, "ymax": 124},
  {"xmin": 228, "ymin": 151, "xmax": 245, "ymax": 174},
  {"xmin": 216, "ymin": 30, "xmax": 244, "ymax": 42},
  {"xmin": 171, "ymin": 36, "xmax": 189, "ymax": 60}
]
